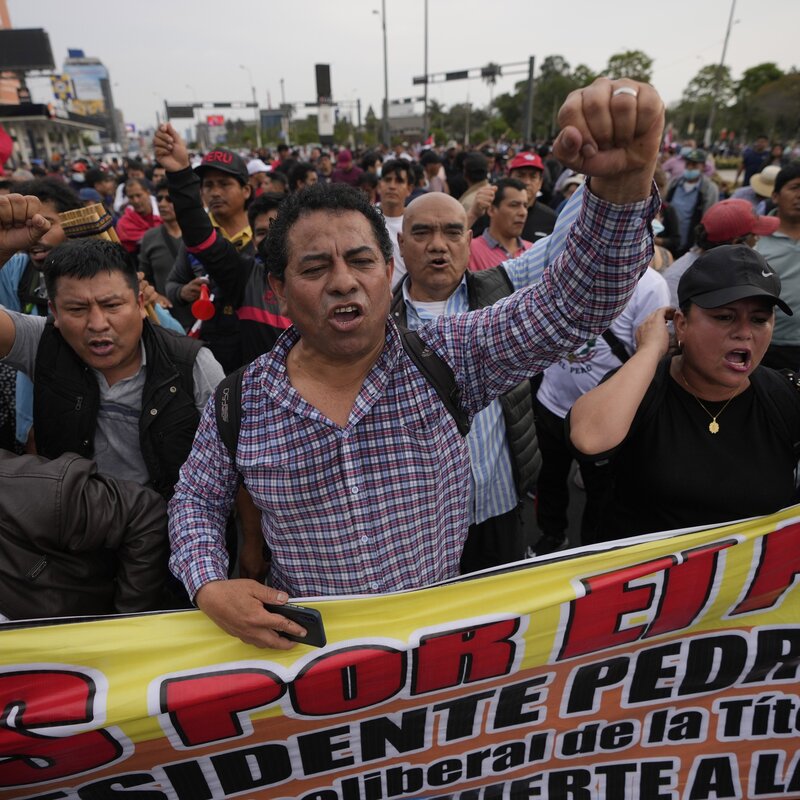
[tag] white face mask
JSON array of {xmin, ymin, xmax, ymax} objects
[
  {"xmin": 71, "ymin": 172, "xmax": 86, "ymax": 183},
  {"xmin": 652, "ymin": 218, "xmax": 665, "ymax": 236},
  {"xmin": 375, "ymin": 166, "xmax": 382, "ymax": 178}
]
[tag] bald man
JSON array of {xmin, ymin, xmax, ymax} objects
[
  {"xmin": 166, "ymin": 77, "xmax": 664, "ymax": 648},
  {"xmin": 393, "ymin": 191, "xmax": 553, "ymax": 572}
]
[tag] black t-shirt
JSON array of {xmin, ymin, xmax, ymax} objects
[
  {"xmin": 522, "ymin": 201, "xmax": 557, "ymax": 243},
  {"xmin": 471, "ymin": 200, "xmax": 558, "ymax": 241},
  {"xmin": 573, "ymin": 359, "xmax": 800, "ymax": 540}
]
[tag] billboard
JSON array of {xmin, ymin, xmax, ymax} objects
[
  {"xmin": 65, "ymin": 62, "xmax": 107, "ymax": 103},
  {"xmin": 0, "ymin": 29, "xmax": 55, "ymax": 71}
]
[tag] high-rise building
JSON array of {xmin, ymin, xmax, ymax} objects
[{"xmin": 63, "ymin": 49, "xmax": 121, "ymax": 143}]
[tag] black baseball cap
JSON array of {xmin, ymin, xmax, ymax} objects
[
  {"xmin": 678, "ymin": 244, "xmax": 793, "ymax": 316},
  {"xmin": 195, "ymin": 149, "xmax": 249, "ymax": 185}
]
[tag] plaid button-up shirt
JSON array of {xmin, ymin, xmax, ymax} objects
[{"xmin": 169, "ymin": 186, "xmax": 657, "ymax": 599}]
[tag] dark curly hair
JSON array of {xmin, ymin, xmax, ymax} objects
[
  {"xmin": 16, "ymin": 179, "xmax": 81, "ymax": 213},
  {"xmin": 263, "ymin": 182, "xmax": 393, "ymax": 279}
]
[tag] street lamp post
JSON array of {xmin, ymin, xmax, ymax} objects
[
  {"xmin": 239, "ymin": 64, "xmax": 262, "ymax": 149},
  {"xmin": 373, "ymin": 3, "xmax": 390, "ymax": 148}
]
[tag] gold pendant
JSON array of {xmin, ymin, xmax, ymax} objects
[{"xmin": 708, "ymin": 420, "xmax": 720, "ymax": 434}]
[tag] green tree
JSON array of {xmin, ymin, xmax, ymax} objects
[
  {"xmin": 571, "ymin": 64, "xmax": 598, "ymax": 87},
  {"xmin": 750, "ymin": 73, "xmax": 800, "ymax": 141},
  {"xmin": 604, "ymin": 50, "xmax": 653, "ymax": 83},
  {"xmin": 493, "ymin": 87, "xmax": 524, "ymax": 135},
  {"xmin": 729, "ymin": 62, "xmax": 786, "ymax": 139},
  {"xmin": 534, "ymin": 55, "xmax": 580, "ymax": 139},
  {"xmin": 737, "ymin": 62, "xmax": 785, "ymax": 101},
  {"xmin": 683, "ymin": 64, "xmax": 735, "ymax": 106}
]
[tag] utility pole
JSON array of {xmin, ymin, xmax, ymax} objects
[
  {"xmin": 704, "ymin": 0, "xmax": 736, "ymax": 150},
  {"xmin": 381, "ymin": 0, "xmax": 390, "ymax": 147},
  {"xmin": 422, "ymin": 0, "xmax": 429, "ymax": 141},
  {"xmin": 240, "ymin": 64, "xmax": 261, "ymax": 149},
  {"xmin": 523, "ymin": 56, "xmax": 536, "ymax": 144}
]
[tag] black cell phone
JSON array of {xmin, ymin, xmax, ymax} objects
[{"xmin": 264, "ymin": 602, "xmax": 327, "ymax": 648}]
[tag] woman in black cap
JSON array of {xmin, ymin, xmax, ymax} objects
[{"xmin": 568, "ymin": 244, "xmax": 800, "ymax": 540}]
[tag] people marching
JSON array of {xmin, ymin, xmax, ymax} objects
[{"xmin": 1, "ymin": 75, "xmax": 800, "ymax": 637}]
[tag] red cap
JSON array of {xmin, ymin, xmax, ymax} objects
[
  {"xmin": 701, "ymin": 199, "xmax": 779, "ymax": 243},
  {"xmin": 508, "ymin": 151, "xmax": 544, "ymax": 172}
]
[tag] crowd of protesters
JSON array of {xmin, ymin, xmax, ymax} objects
[{"xmin": 1, "ymin": 77, "xmax": 799, "ymax": 643}]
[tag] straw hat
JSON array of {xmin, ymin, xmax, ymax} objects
[{"xmin": 750, "ymin": 165, "xmax": 781, "ymax": 198}]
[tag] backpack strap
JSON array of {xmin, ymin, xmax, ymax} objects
[
  {"xmin": 399, "ymin": 328, "xmax": 471, "ymax": 436},
  {"xmin": 601, "ymin": 329, "xmax": 631, "ymax": 364},
  {"xmin": 17, "ymin": 260, "xmax": 49, "ymax": 316},
  {"xmin": 213, "ymin": 333, "xmax": 471, "ymax": 454},
  {"xmin": 214, "ymin": 365, "xmax": 247, "ymax": 460}
]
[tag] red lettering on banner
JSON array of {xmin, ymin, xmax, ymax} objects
[
  {"xmin": 0, "ymin": 670, "xmax": 122, "ymax": 787},
  {"xmin": 731, "ymin": 521, "xmax": 800, "ymax": 615},
  {"xmin": 560, "ymin": 542, "xmax": 732, "ymax": 660},
  {"xmin": 645, "ymin": 541, "xmax": 735, "ymax": 638},
  {"xmin": 412, "ymin": 619, "xmax": 519, "ymax": 695},
  {"xmin": 160, "ymin": 669, "xmax": 284, "ymax": 747},
  {"xmin": 291, "ymin": 646, "xmax": 405, "ymax": 716}
]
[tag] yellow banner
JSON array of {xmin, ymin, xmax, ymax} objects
[{"xmin": 2, "ymin": 507, "xmax": 800, "ymax": 799}]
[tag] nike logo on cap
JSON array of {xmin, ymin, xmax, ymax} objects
[{"xmin": 762, "ymin": 270, "xmax": 775, "ymax": 277}]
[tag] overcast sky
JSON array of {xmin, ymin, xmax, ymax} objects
[{"xmin": 7, "ymin": 0, "xmax": 798, "ymax": 135}]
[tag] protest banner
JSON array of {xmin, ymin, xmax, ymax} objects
[{"xmin": 2, "ymin": 505, "xmax": 800, "ymax": 799}]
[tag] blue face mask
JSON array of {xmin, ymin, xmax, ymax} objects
[{"xmin": 684, "ymin": 169, "xmax": 701, "ymax": 181}]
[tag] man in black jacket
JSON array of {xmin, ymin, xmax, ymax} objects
[
  {"xmin": 0, "ymin": 206, "xmax": 224, "ymax": 498},
  {"xmin": 0, "ymin": 451, "xmax": 168, "ymax": 620}
]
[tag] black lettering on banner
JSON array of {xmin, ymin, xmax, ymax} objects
[
  {"xmin": 160, "ymin": 759, "xmax": 214, "ymax": 800},
  {"xmin": 385, "ymin": 763, "xmax": 425, "ymax": 796},
  {"xmin": 563, "ymin": 656, "xmax": 629, "ymax": 714},
  {"xmin": 210, "ymin": 744, "xmax": 293, "ymax": 795},
  {"xmin": 557, "ymin": 720, "xmax": 639, "ymax": 758},
  {"xmin": 427, "ymin": 758, "xmax": 463, "ymax": 787},
  {"xmin": 678, "ymin": 634, "xmax": 748, "ymax": 697},
  {"xmin": 627, "ymin": 642, "xmax": 682, "ymax": 704},
  {"xmin": 715, "ymin": 692, "xmax": 800, "ymax": 740},
  {"xmin": 297, "ymin": 725, "xmax": 354, "ymax": 775},
  {"xmin": 686, "ymin": 754, "xmax": 741, "ymax": 799},
  {"xmin": 77, "ymin": 773, "xmax": 166, "ymax": 799},
  {"xmin": 751, "ymin": 750, "xmax": 800, "ymax": 795},
  {"xmin": 432, "ymin": 691, "xmax": 495, "ymax": 743},
  {"xmin": 595, "ymin": 759, "xmax": 677, "ymax": 798},
  {"xmin": 644, "ymin": 706, "xmax": 708, "ymax": 745},
  {"xmin": 744, "ymin": 627, "xmax": 800, "ymax": 684},
  {"xmin": 566, "ymin": 629, "xmax": 799, "ymax": 717},
  {"xmin": 491, "ymin": 675, "xmax": 550, "ymax": 731},
  {"xmin": 547, "ymin": 768, "xmax": 592, "ymax": 798},
  {"xmin": 359, "ymin": 708, "xmax": 429, "ymax": 761}
]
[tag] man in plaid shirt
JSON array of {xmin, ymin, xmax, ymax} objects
[{"xmin": 161, "ymin": 78, "xmax": 665, "ymax": 648}]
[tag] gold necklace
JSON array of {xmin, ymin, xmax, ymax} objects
[{"xmin": 680, "ymin": 372, "xmax": 742, "ymax": 434}]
